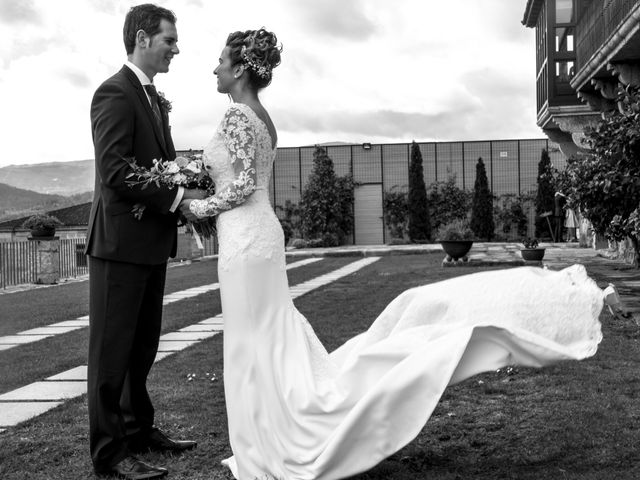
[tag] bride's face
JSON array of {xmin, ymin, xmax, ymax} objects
[{"xmin": 214, "ymin": 46, "xmax": 236, "ymax": 93}]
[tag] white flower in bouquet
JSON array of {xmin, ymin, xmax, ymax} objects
[
  {"xmin": 175, "ymin": 156, "xmax": 190, "ymax": 167},
  {"xmin": 184, "ymin": 161, "xmax": 201, "ymax": 174},
  {"xmin": 172, "ymin": 173, "xmax": 188, "ymax": 184},
  {"xmin": 165, "ymin": 162, "xmax": 180, "ymax": 174}
]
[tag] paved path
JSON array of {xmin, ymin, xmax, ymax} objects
[
  {"xmin": 0, "ymin": 258, "xmax": 321, "ymax": 351},
  {"xmin": 0, "ymin": 257, "xmax": 380, "ymax": 430}
]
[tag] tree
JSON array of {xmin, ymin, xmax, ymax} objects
[
  {"xmin": 383, "ymin": 186, "xmax": 409, "ymax": 240},
  {"xmin": 470, "ymin": 157, "xmax": 495, "ymax": 240},
  {"xmin": 300, "ymin": 146, "xmax": 355, "ymax": 246},
  {"xmin": 534, "ymin": 149, "xmax": 556, "ymax": 238},
  {"xmin": 407, "ymin": 141, "xmax": 431, "ymax": 242},
  {"xmin": 427, "ymin": 176, "xmax": 471, "ymax": 232},
  {"xmin": 558, "ymin": 85, "xmax": 640, "ymax": 265}
]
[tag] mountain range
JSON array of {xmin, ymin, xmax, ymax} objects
[
  {"xmin": 0, "ymin": 160, "xmax": 95, "ymax": 221},
  {"xmin": 0, "ymin": 160, "xmax": 95, "ymax": 196}
]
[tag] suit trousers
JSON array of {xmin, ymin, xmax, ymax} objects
[{"xmin": 88, "ymin": 256, "xmax": 167, "ymax": 470}]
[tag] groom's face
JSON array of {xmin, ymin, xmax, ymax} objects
[{"xmin": 142, "ymin": 19, "xmax": 179, "ymax": 76}]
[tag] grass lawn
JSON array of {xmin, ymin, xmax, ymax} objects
[{"xmin": 0, "ymin": 253, "xmax": 639, "ymax": 479}]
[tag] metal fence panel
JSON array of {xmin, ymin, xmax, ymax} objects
[
  {"xmin": 0, "ymin": 241, "xmax": 37, "ymax": 289},
  {"xmin": 59, "ymin": 238, "xmax": 88, "ymax": 279}
]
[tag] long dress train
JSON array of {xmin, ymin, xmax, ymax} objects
[{"xmin": 191, "ymin": 103, "xmax": 603, "ymax": 480}]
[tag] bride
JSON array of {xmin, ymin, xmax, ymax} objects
[{"xmin": 179, "ymin": 28, "xmax": 606, "ymax": 480}]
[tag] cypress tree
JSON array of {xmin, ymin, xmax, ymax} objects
[
  {"xmin": 407, "ymin": 141, "xmax": 431, "ymax": 242},
  {"xmin": 534, "ymin": 149, "xmax": 555, "ymax": 238},
  {"xmin": 470, "ymin": 157, "xmax": 495, "ymax": 240}
]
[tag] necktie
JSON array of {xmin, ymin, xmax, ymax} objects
[{"xmin": 144, "ymin": 84, "xmax": 166, "ymax": 145}]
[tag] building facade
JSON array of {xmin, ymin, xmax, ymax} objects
[
  {"xmin": 522, "ymin": 0, "xmax": 640, "ymax": 155},
  {"xmin": 185, "ymin": 137, "xmax": 562, "ymax": 245}
]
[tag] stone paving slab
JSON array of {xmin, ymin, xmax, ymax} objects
[
  {"xmin": 0, "ymin": 335, "xmax": 53, "ymax": 344},
  {"xmin": 19, "ymin": 326, "xmax": 84, "ymax": 336},
  {"xmin": 160, "ymin": 331, "xmax": 219, "ymax": 341},
  {"xmin": 46, "ymin": 366, "xmax": 87, "ymax": 381},
  {"xmin": 179, "ymin": 324, "xmax": 222, "ymax": 332},
  {"xmin": 156, "ymin": 339, "xmax": 202, "ymax": 352},
  {"xmin": 51, "ymin": 319, "xmax": 90, "ymax": 327},
  {"xmin": 0, "ymin": 382, "xmax": 86, "ymax": 401},
  {"xmin": 0, "ymin": 402, "xmax": 63, "ymax": 428},
  {"xmin": 199, "ymin": 317, "xmax": 224, "ymax": 325},
  {"xmin": 154, "ymin": 351, "xmax": 175, "ymax": 363}
]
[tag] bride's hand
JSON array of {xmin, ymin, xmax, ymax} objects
[
  {"xmin": 179, "ymin": 199, "xmax": 199, "ymax": 222},
  {"xmin": 183, "ymin": 188, "xmax": 208, "ymax": 200}
]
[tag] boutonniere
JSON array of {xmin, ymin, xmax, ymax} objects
[{"xmin": 158, "ymin": 91, "xmax": 172, "ymax": 113}]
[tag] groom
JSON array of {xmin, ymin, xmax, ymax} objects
[{"xmin": 86, "ymin": 4, "xmax": 204, "ymax": 479}]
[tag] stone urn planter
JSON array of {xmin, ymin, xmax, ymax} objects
[
  {"xmin": 436, "ymin": 219, "xmax": 475, "ymax": 263},
  {"xmin": 22, "ymin": 213, "xmax": 62, "ymax": 239},
  {"xmin": 520, "ymin": 238, "xmax": 546, "ymax": 262},
  {"xmin": 440, "ymin": 240, "xmax": 474, "ymax": 261}
]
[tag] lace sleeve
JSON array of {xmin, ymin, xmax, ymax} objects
[{"xmin": 189, "ymin": 107, "xmax": 257, "ymax": 218}]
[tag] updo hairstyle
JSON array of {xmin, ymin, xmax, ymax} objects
[{"xmin": 226, "ymin": 28, "xmax": 282, "ymax": 89}]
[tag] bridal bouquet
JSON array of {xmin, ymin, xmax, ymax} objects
[{"xmin": 126, "ymin": 153, "xmax": 217, "ymax": 241}]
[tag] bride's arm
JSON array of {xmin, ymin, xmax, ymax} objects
[{"xmin": 186, "ymin": 107, "xmax": 257, "ymax": 219}]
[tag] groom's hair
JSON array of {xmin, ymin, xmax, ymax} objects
[{"xmin": 123, "ymin": 4, "xmax": 177, "ymax": 55}]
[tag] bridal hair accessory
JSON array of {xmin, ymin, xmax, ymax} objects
[{"xmin": 241, "ymin": 45, "xmax": 271, "ymax": 79}]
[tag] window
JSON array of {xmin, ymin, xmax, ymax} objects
[
  {"xmin": 555, "ymin": 60, "xmax": 575, "ymax": 82},
  {"xmin": 556, "ymin": 0, "xmax": 574, "ymax": 24},
  {"xmin": 555, "ymin": 27, "xmax": 574, "ymax": 52}
]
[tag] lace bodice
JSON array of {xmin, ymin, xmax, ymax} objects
[{"xmin": 191, "ymin": 103, "xmax": 284, "ymax": 270}]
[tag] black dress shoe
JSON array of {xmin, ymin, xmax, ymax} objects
[
  {"xmin": 96, "ymin": 455, "xmax": 168, "ymax": 479},
  {"xmin": 129, "ymin": 427, "xmax": 197, "ymax": 454}
]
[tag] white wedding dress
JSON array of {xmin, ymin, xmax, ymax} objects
[{"xmin": 189, "ymin": 103, "xmax": 604, "ymax": 480}]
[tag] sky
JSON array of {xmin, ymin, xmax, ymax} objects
[{"xmin": 0, "ymin": 0, "xmax": 540, "ymax": 168}]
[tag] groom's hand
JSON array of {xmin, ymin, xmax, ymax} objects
[{"xmin": 179, "ymin": 199, "xmax": 199, "ymax": 222}]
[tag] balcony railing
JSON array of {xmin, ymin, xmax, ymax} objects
[{"xmin": 576, "ymin": 0, "xmax": 640, "ymax": 70}]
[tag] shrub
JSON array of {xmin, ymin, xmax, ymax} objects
[
  {"xmin": 558, "ymin": 85, "xmax": 640, "ymax": 265},
  {"xmin": 427, "ymin": 175, "xmax": 472, "ymax": 231},
  {"xmin": 494, "ymin": 194, "xmax": 531, "ymax": 239},
  {"xmin": 275, "ymin": 200, "xmax": 302, "ymax": 246},
  {"xmin": 289, "ymin": 238, "xmax": 308, "ymax": 249},
  {"xmin": 407, "ymin": 141, "xmax": 431, "ymax": 242},
  {"xmin": 436, "ymin": 218, "xmax": 474, "ymax": 241},
  {"xmin": 299, "ymin": 146, "xmax": 355, "ymax": 246},
  {"xmin": 470, "ymin": 157, "xmax": 495, "ymax": 240},
  {"xmin": 22, "ymin": 213, "xmax": 63, "ymax": 230},
  {"xmin": 383, "ymin": 186, "xmax": 408, "ymax": 240}
]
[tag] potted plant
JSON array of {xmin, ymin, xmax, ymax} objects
[
  {"xmin": 436, "ymin": 218, "xmax": 474, "ymax": 261},
  {"xmin": 520, "ymin": 237, "xmax": 546, "ymax": 261},
  {"xmin": 22, "ymin": 213, "xmax": 63, "ymax": 238}
]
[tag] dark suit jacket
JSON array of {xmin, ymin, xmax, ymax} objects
[{"xmin": 86, "ymin": 66, "xmax": 178, "ymax": 264}]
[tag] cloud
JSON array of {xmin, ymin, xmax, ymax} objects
[
  {"xmin": 0, "ymin": 0, "xmax": 40, "ymax": 25},
  {"xmin": 59, "ymin": 70, "xmax": 92, "ymax": 89},
  {"xmin": 274, "ymin": 107, "xmax": 473, "ymax": 140},
  {"xmin": 285, "ymin": 0, "xmax": 378, "ymax": 41}
]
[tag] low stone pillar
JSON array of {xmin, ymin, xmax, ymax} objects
[{"xmin": 29, "ymin": 237, "xmax": 60, "ymax": 284}]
